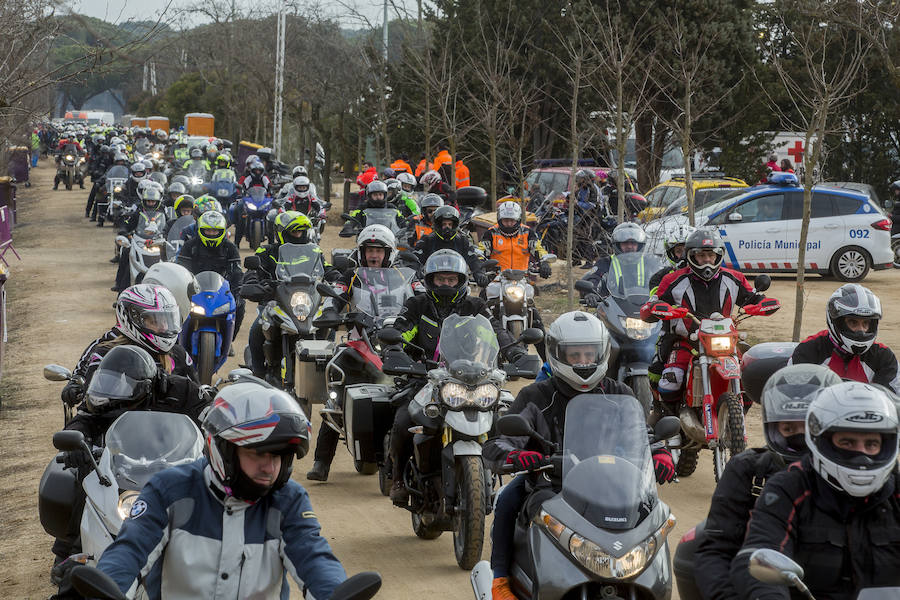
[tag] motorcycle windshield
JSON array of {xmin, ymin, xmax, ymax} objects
[
  {"xmin": 106, "ymin": 166, "xmax": 129, "ymax": 180},
  {"xmin": 275, "ymin": 243, "xmax": 325, "ymax": 282},
  {"xmin": 364, "ymin": 208, "xmax": 399, "ymax": 232},
  {"xmin": 105, "ymin": 411, "xmax": 204, "ymax": 491},
  {"xmin": 350, "ymin": 267, "xmax": 415, "ymax": 318},
  {"xmin": 438, "ymin": 313, "xmax": 499, "ymax": 368},
  {"xmin": 148, "ymin": 172, "xmax": 167, "ymax": 187},
  {"xmin": 212, "ymin": 170, "xmax": 236, "ymax": 183},
  {"xmin": 606, "ymin": 252, "xmax": 665, "ymax": 304},
  {"xmin": 561, "ymin": 394, "xmax": 656, "ymax": 530},
  {"xmin": 186, "ymin": 163, "xmax": 208, "ymax": 181},
  {"xmin": 138, "ymin": 212, "xmax": 165, "ymax": 237},
  {"xmin": 167, "ymin": 216, "xmax": 194, "ymax": 243},
  {"xmin": 247, "ymin": 187, "xmax": 267, "ymax": 203},
  {"xmin": 195, "ymin": 270, "xmax": 225, "ymax": 293}
]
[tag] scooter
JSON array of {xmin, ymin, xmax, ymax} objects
[
  {"xmin": 179, "ymin": 271, "xmax": 236, "ymax": 385},
  {"xmin": 470, "ymin": 396, "xmax": 682, "ymax": 600},
  {"xmin": 574, "ymin": 252, "xmax": 666, "ymax": 417}
]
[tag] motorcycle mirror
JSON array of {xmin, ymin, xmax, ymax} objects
[
  {"xmin": 497, "ymin": 414, "xmax": 534, "ymax": 438},
  {"xmin": 378, "ymin": 328, "xmax": 403, "ymax": 346},
  {"xmin": 43, "ymin": 364, "xmax": 72, "ymax": 382},
  {"xmin": 227, "ymin": 368, "xmax": 253, "ymax": 381},
  {"xmin": 332, "ymin": 255, "xmax": 350, "ymax": 271},
  {"xmin": 483, "ymin": 259, "xmax": 499, "ymax": 271},
  {"xmin": 543, "ymin": 253, "xmax": 558, "ymax": 264},
  {"xmin": 115, "ymin": 235, "xmax": 131, "ymax": 248},
  {"xmin": 574, "ymin": 280, "xmax": 595, "ymax": 294},
  {"xmin": 518, "ymin": 328, "xmax": 544, "ymax": 346},
  {"xmin": 316, "ymin": 282, "xmax": 342, "ymax": 300},
  {"xmin": 652, "ymin": 416, "xmax": 681, "ymax": 442},
  {"xmin": 328, "ymin": 571, "xmax": 382, "ymax": 600},
  {"xmin": 71, "ymin": 565, "xmax": 126, "ymax": 600},
  {"xmin": 754, "ymin": 274, "xmax": 771, "ymax": 292},
  {"xmin": 749, "ymin": 548, "xmax": 805, "ymax": 586},
  {"xmin": 243, "ymin": 255, "xmax": 260, "ymax": 270},
  {"xmin": 52, "ymin": 430, "xmax": 87, "ymax": 452},
  {"xmin": 397, "ymin": 250, "xmax": 419, "ymax": 265}
]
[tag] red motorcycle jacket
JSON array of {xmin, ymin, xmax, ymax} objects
[{"xmin": 789, "ymin": 330, "xmax": 900, "ymax": 393}]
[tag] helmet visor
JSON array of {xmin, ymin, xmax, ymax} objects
[
  {"xmin": 87, "ymin": 368, "xmax": 149, "ymax": 403},
  {"xmin": 554, "ymin": 342, "xmax": 606, "ymax": 368},
  {"xmin": 139, "ymin": 307, "xmax": 181, "ymax": 335}
]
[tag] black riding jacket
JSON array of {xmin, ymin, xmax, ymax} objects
[
  {"xmin": 413, "ymin": 231, "xmax": 485, "ymax": 276},
  {"xmin": 176, "ymin": 237, "xmax": 243, "ymax": 292}
]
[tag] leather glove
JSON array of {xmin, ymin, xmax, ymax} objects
[
  {"xmin": 584, "ymin": 293, "xmax": 601, "ymax": 308},
  {"xmin": 539, "ymin": 261, "xmax": 552, "ymax": 279},
  {"xmin": 506, "ymin": 450, "xmax": 546, "ymax": 471},
  {"xmin": 474, "ymin": 271, "xmax": 491, "ymax": 288},
  {"xmin": 652, "ymin": 448, "xmax": 676, "ymax": 484},
  {"xmin": 63, "ymin": 448, "xmax": 93, "ymax": 472},
  {"xmin": 61, "ymin": 382, "xmax": 84, "ymax": 407}
]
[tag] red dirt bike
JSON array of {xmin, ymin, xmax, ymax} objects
[{"xmin": 648, "ymin": 291, "xmax": 780, "ymax": 482}]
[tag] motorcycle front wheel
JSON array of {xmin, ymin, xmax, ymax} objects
[
  {"xmin": 627, "ymin": 374, "xmax": 653, "ymax": 419},
  {"xmin": 197, "ymin": 331, "xmax": 216, "ymax": 385},
  {"xmin": 452, "ymin": 455, "xmax": 486, "ymax": 570},
  {"xmin": 249, "ymin": 221, "xmax": 263, "ymax": 250},
  {"xmin": 712, "ymin": 392, "xmax": 746, "ymax": 482}
]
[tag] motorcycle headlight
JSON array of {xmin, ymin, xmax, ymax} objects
[
  {"xmin": 78, "ymin": 157, "xmax": 85, "ymax": 164},
  {"xmin": 113, "ymin": 185, "xmax": 122, "ymax": 193},
  {"xmin": 153, "ymin": 152, "xmax": 161, "ymax": 159},
  {"xmin": 290, "ymin": 291, "xmax": 312, "ymax": 319},
  {"xmin": 472, "ymin": 383, "xmax": 499, "ymax": 408},
  {"xmin": 191, "ymin": 304, "xmax": 205, "ymax": 315},
  {"xmin": 620, "ymin": 316, "xmax": 652, "ymax": 340},
  {"xmin": 65, "ymin": 155, "xmax": 74, "ymax": 161},
  {"xmin": 709, "ymin": 336, "xmax": 732, "ymax": 352},
  {"xmin": 117, "ymin": 491, "xmax": 141, "ymax": 520},
  {"xmin": 537, "ymin": 510, "xmax": 676, "ymax": 580},
  {"xmin": 245, "ymin": 202, "xmax": 257, "ymax": 210},
  {"xmin": 191, "ymin": 177, "xmax": 202, "ymax": 185},
  {"xmin": 217, "ymin": 189, "xmax": 228, "ymax": 196},
  {"xmin": 212, "ymin": 302, "xmax": 232, "ymax": 316},
  {"xmin": 440, "ymin": 382, "xmax": 468, "ymax": 409},
  {"xmin": 504, "ymin": 284, "xmax": 525, "ymax": 303}
]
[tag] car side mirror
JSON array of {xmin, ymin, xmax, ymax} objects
[
  {"xmin": 574, "ymin": 279, "xmax": 595, "ymax": 294},
  {"xmin": 727, "ymin": 212, "xmax": 743, "ymax": 223},
  {"xmin": 497, "ymin": 414, "xmax": 534, "ymax": 437},
  {"xmin": 43, "ymin": 364, "xmax": 72, "ymax": 382},
  {"xmin": 652, "ymin": 416, "xmax": 681, "ymax": 442},
  {"xmin": 518, "ymin": 328, "xmax": 544, "ymax": 346},
  {"xmin": 243, "ymin": 255, "xmax": 260, "ymax": 270},
  {"xmin": 378, "ymin": 328, "xmax": 403, "ymax": 346},
  {"xmin": 754, "ymin": 274, "xmax": 771, "ymax": 292},
  {"xmin": 748, "ymin": 549, "xmax": 805, "ymax": 587},
  {"xmin": 53, "ymin": 430, "xmax": 87, "ymax": 452}
]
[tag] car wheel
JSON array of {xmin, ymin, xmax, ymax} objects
[{"xmin": 830, "ymin": 245, "xmax": 870, "ymax": 282}]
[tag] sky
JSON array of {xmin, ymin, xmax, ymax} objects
[{"xmin": 72, "ymin": 0, "xmax": 422, "ymax": 29}]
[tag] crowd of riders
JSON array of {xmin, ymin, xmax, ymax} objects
[{"xmin": 36, "ymin": 122, "xmax": 900, "ymax": 600}]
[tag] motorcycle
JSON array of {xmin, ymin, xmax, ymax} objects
[
  {"xmin": 242, "ymin": 187, "xmax": 274, "ymax": 250},
  {"xmin": 574, "ymin": 252, "xmax": 666, "ymax": 417},
  {"xmin": 378, "ymin": 314, "xmax": 542, "ymax": 570},
  {"xmin": 340, "ymin": 208, "xmax": 410, "ymax": 249},
  {"xmin": 243, "ymin": 243, "xmax": 327, "ymax": 413},
  {"xmin": 314, "ymin": 266, "xmax": 417, "ymax": 478},
  {"xmin": 206, "ymin": 169, "xmax": 238, "ymax": 206},
  {"xmin": 470, "ymin": 396, "xmax": 682, "ymax": 600},
  {"xmin": 57, "ymin": 150, "xmax": 79, "ymax": 191},
  {"xmin": 38, "ymin": 411, "xmax": 204, "ymax": 572},
  {"xmin": 484, "ymin": 255, "xmax": 556, "ymax": 340},
  {"xmin": 161, "ymin": 215, "xmax": 194, "ymax": 262},
  {"xmin": 101, "ymin": 166, "xmax": 130, "ymax": 229},
  {"xmin": 182, "ymin": 162, "xmax": 210, "ymax": 197},
  {"xmin": 648, "ymin": 275, "xmax": 780, "ymax": 481},
  {"xmin": 116, "ymin": 211, "xmax": 167, "ymax": 285},
  {"xmin": 180, "ymin": 271, "xmax": 237, "ymax": 385}
]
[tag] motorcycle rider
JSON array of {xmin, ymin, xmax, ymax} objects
[
  {"xmin": 163, "ymin": 194, "xmax": 194, "ymax": 236},
  {"xmin": 688, "ymin": 364, "xmax": 842, "ymax": 600},
  {"xmin": 164, "ymin": 181, "xmax": 186, "ymax": 209},
  {"xmin": 409, "ymin": 193, "xmax": 443, "ymax": 244},
  {"xmin": 640, "ymin": 229, "xmax": 767, "ymax": 413},
  {"xmin": 479, "ymin": 200, "xmax": 552, "ymax": 359},
  {"xmin": 94, "ymin": 381, "xmax": 348, "ymax": 599},
  {"xmin": 176, "ymin": 210, "xmax": 245, "ymax": 339},
  {"xmin": 60, "ymin": 284, "xmax": 197, "ymax": 409},
  {"xmin": 241, "ymin": 212, "xmax": 340, "ymax": 381},
  {"xmin": 349, "ymin": 180, "xmax": 406, "ymax": 230},
  {"xmin": 580, "ymin": 221, "xmax": 647, "ymax": 293},
  {"xmin": 112, "ymin": 185, "xmax": 165, "ymax": 293},
  {"xmin": 179, "ymin": 195, "xmax": 223, "ymax": 243},
  {"xmin": 730, "ymin": 381, "xmax": 900, "ymax": 599},
  {"xmin": 789, "ymin": 283, "xmax": 900, "ymax": 393},
  {"xmin": 395, "ymin": 171, "xmax": 420, "ymax": 217},
  {"xmin": 233, "ymin": 160, "xmax": 271, "ymax": 247},
  {"xmin": 50, "ymin": 345, "xmax": 211, "ymax": 595},
  {"xmin": 286, "ymin": 175, "xmax": 323, "ymax": 219},
  {"xmin": 85, "ymin": 144, "xmax": 112, "ymax": 220},
  {"xmin": 420, "ymin": 169, "xmax": 456, "ymax": 206},
  {"xmin": 53, "ymin": 134, "xmax": 84, "ymax": 190},
  {"xmin": 181, "ymin": 146, "xmax": 210, "ymax": 171},
  {"xmin": 413, "ymin": 205, "xmax": 488, "ymax": 286},
  {"xmin": 384, "ymin": 249, "xmax": 527, "ymax": 504},
  {"xmin": 484, "ymin": 311, "xmax": 676, "ymax": 600},
  {"xmin": 306, "ymin": 225, "xmax": 404, "ymax": 481}
]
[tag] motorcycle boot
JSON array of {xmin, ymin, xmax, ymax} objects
[
  {"xmin": 390, "ymin": 477, "xmax": 408, "ymax": 505},
  {"xmin": 306, "ymin": 460, "xmax": 330, "ymax": 481}
]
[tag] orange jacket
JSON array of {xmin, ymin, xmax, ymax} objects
[
  {"xmin": 415, "ymin": 159, "xmax": 432, "ymax": 178},
  {"xmin": 412, "ymin": 217, "xmax": 433, "ymax": 243},
  {"xmin": 482, "ymin": 226, "xmax": 531, "ymax": 271},
  {"xmin": 455, "ymin": 160, "xmax": 470, "ymax": 188},
  {"xmin": 433, "ymin": 150, "xmax": 452, "ymax": 172},
  {"xmin": 391, "ymin": 159, "xmax": 412, "ymax": 175}
]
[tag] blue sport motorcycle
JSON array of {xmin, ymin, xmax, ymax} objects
[
  {"xmin": 236, "ymin": 187, "xmax": 273, "ymax": 250},
  {"xmin": 180, "ymin": 271, "xmax": 236, "ymax": 384}
]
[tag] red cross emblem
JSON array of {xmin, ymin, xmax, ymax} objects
[{"xmin": 787, "ymin": 141, "xmax": 804, "ymax": 163}]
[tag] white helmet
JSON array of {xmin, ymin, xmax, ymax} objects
[
  {"xmin": 663, "ymin": 222, "xmax": 696, "ymax": 265},
  {"xmin": 806, "ymin": 381, "xmax": 899, "ymax": 498},
  {"xmin": 292, "ymin": 176, "xmax": 311, "ymax": 199},
  {"xmin": 611, "ymin": 222, "xmax": 647, "ymax": 254},
  {"xmin": 130, "ymin": 161, "xmax": 147, "ymax": 183},
  {"xmin": 420, "ymin": 169, "xmax": 442, "ymax": 190},
  {"xmin": 397, "ymin": 171, "xmax": 416, "ymax": 191},
  {"xmin": 496, "ymin": 201, "xmax": 523, "ymax": 236},
  {"xmin": 355, "ymin": 224, "xmax": 397, "ymax": 267},
  {"xmin": 292, "ymin": 165, "xmax": 309, "ymax": 178},
  {"xmin": 115, "ymin": 284, "xmax": 182, "ymax": 353},
  {"xmin": 143, "ymin": 262, "xmax": 200, "ymax": 322},
  {"xmin": 546, "ymin": 311, "xmax": 611, "ymax": 392},
  {"xmin": 826, "ymin": 284, "xmax": 881, "ymax": 355}
]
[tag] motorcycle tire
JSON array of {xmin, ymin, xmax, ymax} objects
[
  {"xmin": 713, "ymin": 393, "xmax": 746, "ymax": 482},
  {"xmin": 676, "ymin": 447, "xmax": 699, "ymax": 477},
  {"xmin": 628, "ymin": 375, "xmax": 653, "ymax": 419},
  {"xmin": 507, "ymin": 320, "xmax": 524, "ymax": 339},
  {"xmin": 198, "ymin": 331, "xmax": 216, "ymax": 385},
  {"xmin": 411, "ymin": 511, "xmax": 443, "ymax": 540},
  {"xmin": 249, "ymin": 221, "xmax": 263, "ymax": 250},
  {"xmin": 892, "ymin": 237, "xmax": 900, "ymax": 268},
  {"xmin": 378, "ymin": 433, "xmax": 392, "ymax": 497},
  {"xmin": 452, "ymin": 455, "xmax": 486, "ymax": 570},
  {"xmin": 65, "ymin": 176, "xmax": 72, "ymax": 191}
]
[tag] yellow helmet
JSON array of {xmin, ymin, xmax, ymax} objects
[{"xmin": 276, "ymin": 211, "xmax": 312, "ymax": 245}]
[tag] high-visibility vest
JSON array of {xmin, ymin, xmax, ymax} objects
[
  {"xmin": 455, "ymin": 161, "xmax": 470, "ymax": 188},
  {"xmin": 391, "ymin": 159, "xmax": 412, "ymax": 175},
  {"xmin": 488, "ymin": 227, "xmax": 530, "ymax": 271},
  {"xmin": 414, "ymin": 219, "xmax": 433, "ymax": 242},
  {"xmin": 433, "ymin": 150, "xmax": 452, "ymax": 172},
  {"xmin": 415, "ymin": 159, "xmax": 432, "ymax": 178}
]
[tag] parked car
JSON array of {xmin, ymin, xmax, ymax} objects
[{"xmin": 638, "ymin": 173, "xmax": 748, "ymax": 222}]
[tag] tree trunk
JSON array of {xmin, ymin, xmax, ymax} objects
[
  {"xmin": 793, "ymin": 119, "xmax": 824, "ymax": 341},
  {"xmin": 683, "ymin": 81, "xmax": 695, "ymax": 227},
  {"xmin": 615, "ymin": 73, "xmax": 626, "ymax": 223},
  {"xmin": 489, "ymin": 131, "xmax": 498, "ymax": 210},
  {"xmin": 567, "ymin": 54, "xmax": 582, "ymax": 311},
  {"xmin": 635, "ymin": 114, "xmax": 654, "ymax": 191}
]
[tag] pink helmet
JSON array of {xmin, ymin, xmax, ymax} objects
[{"xmin": 115, "ymin": 284, "xmax": 182, "ymax": 353}]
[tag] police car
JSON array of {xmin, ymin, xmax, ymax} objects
[{"xmin": 644, "ymin": 173, "xmax": 892, "ymax": 282}]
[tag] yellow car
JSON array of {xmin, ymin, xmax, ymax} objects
[{"xmin": 638, "ymin": 174, "xmax": 748, "ymax": 222}]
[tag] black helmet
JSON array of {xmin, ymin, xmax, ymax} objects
[
  {"xmin": 684, "ymin": 229, "xmax": 725, "ymax": 281},
  {"xmin": 423, "ymin": 249, "xmax": 468, "ymax": 305},
  {"xmin": 86, "ymin": 345, "xmax": 158, "ymax": 413},
  {"xmin": 432, "ymin": 205, "xmax": 460, "ymax": 240}
]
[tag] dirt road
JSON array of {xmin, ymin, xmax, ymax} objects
[{"xmin": 2, "ymin": 164, "xmax": 898, "ymax": 598}]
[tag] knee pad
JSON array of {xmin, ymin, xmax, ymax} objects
[{"xmin": 658, "ymin": 367, "xmax": 684, "ymax": 393}]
